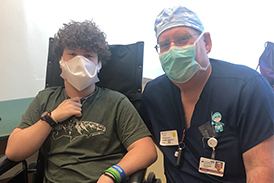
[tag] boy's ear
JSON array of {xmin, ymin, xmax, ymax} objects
[
  {"xmin": 97, "ymin": 61, "xmax": 102, "ymax": 73},
  {"xmin": 59, "ymin": 57, "xmax": 62, "ymax": 69}
]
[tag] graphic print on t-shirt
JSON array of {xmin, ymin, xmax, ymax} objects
[{"xmin": 51, "ymin": 117, "xmax": 106, "ymax": 142}]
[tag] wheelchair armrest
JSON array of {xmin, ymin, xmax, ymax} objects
[
  {"xmin": 0, "ymin": 155, "xmax": 22, "ymax": 176},
  {"xmin": 128, "ymin": 169, "xmax": 146, "ymax": 183}
]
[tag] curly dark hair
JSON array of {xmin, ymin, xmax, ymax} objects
[{"xmin": 54, "ymin": 20, "xmax": 111, "ymax": 63}]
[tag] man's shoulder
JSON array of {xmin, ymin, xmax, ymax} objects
[
  {"xmin": 145, "ymin": 74, "xmax": 171, "ymax": 90},
  {"xmin": 210, "ymin": 58, "xmax": 261, "ymax": 80},
  {"xmin": 143, "ymin": 74, "xmax": 180, "ymax": 100}
]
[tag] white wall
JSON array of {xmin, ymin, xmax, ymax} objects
[{"xmin": 0, "ymin": 0, "xmax": 273, "ymax": 101}]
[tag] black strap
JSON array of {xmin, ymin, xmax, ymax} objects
[{"xmin": 102, "ymin": 172, "xmax": 116, "ymax": 183}]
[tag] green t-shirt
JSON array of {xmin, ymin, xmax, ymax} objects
[{"xmin": 17, "ymin": 86, "xmax": 151, "ymax": 183}]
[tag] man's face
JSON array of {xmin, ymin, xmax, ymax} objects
[
  {"xmin": 158, "ymin": 26, "xmax": 211, "ymax": 68},
  {"xmin": 62, "ymin": 47, "xmax": 98, "ymax": 65},
  {"xmin": 216, "ymin": 162, "xmax": 222, "ymax": 170}
]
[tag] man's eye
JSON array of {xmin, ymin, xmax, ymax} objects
[
  {"xmin": 159, "ymin": 42, "xmax": 170, "ymax": 48},
  {"xmin": 176, "ymin": 37, "xmax": 189, "ymax": 45}
]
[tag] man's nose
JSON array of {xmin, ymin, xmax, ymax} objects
[{"xmin": 170, "ymin": 41, "xmax": 176, "ymax": 47}]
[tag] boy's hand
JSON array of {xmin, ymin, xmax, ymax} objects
[{"xmin": 51, "ymin": 97, "xmax": 82, "ymax": 123}]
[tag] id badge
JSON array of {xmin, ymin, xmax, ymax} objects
[
  {"xmin": 159, "ymin": 130, "xmax": 179, "ymax": 146},
  {"xmin": 199, "ymin": 157, "xmax": 225, "ymax": 177}
]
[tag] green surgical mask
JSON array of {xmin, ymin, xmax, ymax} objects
[{"xmin": 159, "ymin": 32, "xmax": 209, "ymax": 83}]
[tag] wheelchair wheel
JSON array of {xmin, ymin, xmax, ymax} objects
[
  {"xmin": 155, "ymin": 179, "xmax": 161, "ymax": 183},
  {"xmin": 146, "ymin": 172, "xmax": 155, "ymax": 183}
]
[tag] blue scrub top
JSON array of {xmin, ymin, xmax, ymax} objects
[{"xmin": 141, "ymin": 59, "xmax": 274, "ymax": 183}]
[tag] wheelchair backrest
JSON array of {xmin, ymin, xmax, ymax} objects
[{"xmin": 45, "ymin": 38, "xmax": 144, "ymax": 110}]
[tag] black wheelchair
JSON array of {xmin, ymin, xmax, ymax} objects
[{"xmin": 0, "ymin": 38, "xmax": 161, "ymax": 183}]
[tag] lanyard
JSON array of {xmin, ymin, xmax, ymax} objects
[{"xmin": 176, "ymin": 129, "xmax": 186, "ymax": 167}]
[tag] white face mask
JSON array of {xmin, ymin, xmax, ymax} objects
[{"xmin": 59, "ymin": 56, "xmax": 102, "ymax": 91}]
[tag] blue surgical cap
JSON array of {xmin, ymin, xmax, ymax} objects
[{"xmin": 154, "ymin": 5, "xmax": 204, "ymax": 39}]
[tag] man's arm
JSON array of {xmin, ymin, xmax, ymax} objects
[
  {"xmin": 243, "ymin": 135, "xmax": 274, "ymax": 183},
  {"xmin": 97, "ymin": 136, "xmax": 157, "ymax": 183}
]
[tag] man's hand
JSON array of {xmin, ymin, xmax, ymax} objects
[{"xmin": 51, "ymin": 97, "xmax": 82, "ymax": 123}]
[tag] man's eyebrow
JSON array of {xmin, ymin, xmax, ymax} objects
[
  {"xmin": 174, "ymin": 33, "xmax": 192, "ymax": 38},
  {"xmin": 159, "ymin": 33, "xmax": 191, "ymax": 42}
]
